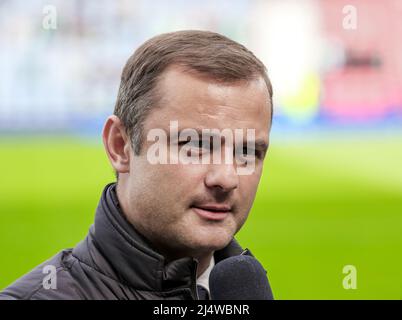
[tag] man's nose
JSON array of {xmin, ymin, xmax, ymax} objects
[{"xmin": 204, "ymin": 163, "xmax": 239, "ymax": 193}]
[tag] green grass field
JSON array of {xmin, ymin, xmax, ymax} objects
[{"xmin": 0, "ymin": 134, "xmax": 401, "ymax": 299}]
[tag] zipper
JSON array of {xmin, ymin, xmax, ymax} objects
[
  {"xmin": 191, "ymin": 258, "xmax": 200, "ymax": 300},
  {"xmin": 241, "ymin": 248, "xmax": 250, "ymax": 255}
]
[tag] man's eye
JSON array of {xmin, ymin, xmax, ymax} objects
[
  {"xmin": 236, "ymin": 147, "xmax": 261, "ymax": 160},
  {"xmin": 242, "ymin": 147, "xmax": 255, "ymax": 157}
]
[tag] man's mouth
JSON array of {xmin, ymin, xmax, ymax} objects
[{"xmin": 190, "ymin": 204, "xmax": 231, "ymax": 221}]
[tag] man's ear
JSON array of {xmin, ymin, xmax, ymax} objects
[{"xmin": 102, "ymin": 115, "xmax": 131, "ymax": 174}]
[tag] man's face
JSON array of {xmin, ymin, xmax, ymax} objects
[{"xmin": 122, "ymin": 66, "xmax": 271, "ymax": 258}]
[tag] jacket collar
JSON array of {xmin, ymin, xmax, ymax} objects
[{"xmin": 73, "ymin": 183, "xmax": 250, "ymax": 293}]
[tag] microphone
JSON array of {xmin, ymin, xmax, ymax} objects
[{"xmin": 209, "ymin": 255, "xmax": 274, "ymax": 300}]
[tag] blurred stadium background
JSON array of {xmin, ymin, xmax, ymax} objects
[{"xmin": 0, "ymin": 0, "xmax": 401, "ymax": 299}]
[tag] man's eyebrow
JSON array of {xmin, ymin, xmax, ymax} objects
[
  {"xmin": 167, "ymin": 128, "xmax": 204, "ymax": 141},
  {"xmin": 173, "ymin": 128, "xmax": 222, "ymax": 140},
  {"xmin": 178, "ymin": 128, "xmax": 204, "ymax": 136}
]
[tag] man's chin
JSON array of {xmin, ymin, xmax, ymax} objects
[
  {"xmin": 173, "ymin": 213, "xmax": 238, "ymax": 254},
  {"xmin": 188, "ymin": 228, "xmax": 234, "ymax": 252}
]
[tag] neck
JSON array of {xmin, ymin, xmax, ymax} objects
[{"xmin": 195, "ymin": 252, "xmax": 214, "ymax": 277}]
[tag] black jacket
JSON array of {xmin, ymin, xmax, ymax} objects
[{"xmin": 0, "ymin": 183, "xmax": 270, "ymax": 300}]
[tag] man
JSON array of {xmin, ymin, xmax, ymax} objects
[{"xmin": 0, "ymin": 30, "xmax": 273, "ymax": 300}]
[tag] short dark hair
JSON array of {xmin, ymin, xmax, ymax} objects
[{"xmin": 114, "ymin": 30, "xmax": 273, "ymax": 157}]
